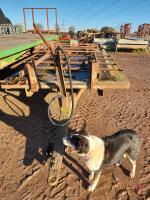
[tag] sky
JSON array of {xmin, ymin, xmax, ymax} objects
[{"xmin": 1, "ymin": 0, "xmax": 150, "ymax": 32}]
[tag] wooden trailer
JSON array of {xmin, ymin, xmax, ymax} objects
[{"xmin": 0, "ymin": 33, "xmax": 130, "ymax": 186}]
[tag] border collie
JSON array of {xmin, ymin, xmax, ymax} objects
[{"xmin": 62, "ymin": 129, "xmax": 141, "ymax": 192}]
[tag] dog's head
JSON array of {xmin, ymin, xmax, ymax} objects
[{"xmin": 62, "ymin": 134, "xmax": 90, "ymax": 155}]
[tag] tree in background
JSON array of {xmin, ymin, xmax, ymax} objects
[
  {"xmin": 101, "ymin": 26, "xmax": 116, "ymax": 33},
  {"xmin": 68, "ymin": 26, "xmax": 75, "ymax": 38},
  {"xmin": 87, "ymin": 28, "xmax": 99, "ymax": 33}
]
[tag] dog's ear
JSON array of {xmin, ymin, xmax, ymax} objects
[
  {"xmin": 79, "ymin": 122, "xmax": 89, "ymax": 136},
  {"xmin": 74, "ymin": 135, "xmax": 89, "ymax": 154}
]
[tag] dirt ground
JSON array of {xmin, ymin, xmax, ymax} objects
[{"xmin": 0, "ymin": 52, "xmax": 150, "ymax": 200}]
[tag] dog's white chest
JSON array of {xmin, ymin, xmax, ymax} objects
[
  {"xmin": 84, "ymin": 136, "xmax": 105, "ymax": 171},
  {"xmin": 85, "ymin": 156, "xmax": 103, "ymax": 171}
]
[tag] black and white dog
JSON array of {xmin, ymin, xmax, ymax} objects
[{"xmin": 62, "ymin": 129, "xmax": 141, "ymax": 192}]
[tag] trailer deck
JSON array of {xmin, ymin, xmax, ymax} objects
[
  {"xmin": 0, "ymin": 34, "xmax": 58, "ymax": 69},
  {"xmin": 0, "ymin": 42, "xmax": 130, "ymax": 94}
]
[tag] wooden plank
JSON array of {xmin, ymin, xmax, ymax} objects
[
  {"xmin": 1, "ymin": 84, "xmax": 29, "ymax": 89},
  {"xmin": 74, "ymin": 88, "xmax": 86, "ymax": 108},
  {"xmin": 90, "ymin": 62, "xmax": 99, "ymax": 89},
  {"xmin": 65, "ymin": 49, "xmax": 95, "ymax": 53},
  {"xmin": 118, "ymin": 39, "xmax": 148, "ymax": 45},
  {"xmin": 97, "ymin": 80, "xmax": 130, "ymax": 89},
  {"xmin": 25, "ymin": 62, "xmax": 40, "ymax": 92},
  {"xmin": 60, "ymin": 55, "xmax": 95, "ymax": 59},
  {"xmin": 10, "ymin": 53, "xmax": 39, "ymax": 69},
  {"xmin": 40, "ymin": 80, "xmax": 88, "ymax": 89},
  {"xmin": 117, "ymin": 44, "xmax": 148, "ymax": 49},
  {"xmin": 36, "ymin": 66, "xmax": 81, "ymax": 71},
  {"xmin": 63, "ymin": 46, "xmax": 97, "ymax": 49},
  {"xmin": 35, "ymin": 53, "xmax": 50, "ymax": 66},
  {"xmin": 1, "ymin": 80, "xmax": 88, "ymax": 90},
  {"xmin": 99, "ymin": 67, "xmax": 121, "ymax": 71}
]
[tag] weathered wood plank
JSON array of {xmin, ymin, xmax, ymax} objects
[{"xmin": 25, "ymin": 62, "xmax": 40, "ymax": 92}]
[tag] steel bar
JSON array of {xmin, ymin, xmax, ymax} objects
[
  {"xmin": 32, "ymin": 8, "xmax": 35, "ymax": 31},
  {"xmin": 55, "ymin": 51, "xmax": 67, "ymax": 97},
  {"xmin": 23, "ymin": 8, "xmax": 57, "ymax": 33},
  {"xmin": 55, "ymin": 8, "xmax": 58, "ymax": 33},
  {"xmin": 33, "ymin": 23, "xmax": 55, "ymax": 56},
  {"xmin": 23, "ymin": 8, "xmax": 57, "ymax": 10},
  {"xmin": 23, "ymin": 8, "xmax": 27, "ymax": 33},
  {"xmin": 46, "ymin": 8, "xmax": 50, "ymax": 33}
]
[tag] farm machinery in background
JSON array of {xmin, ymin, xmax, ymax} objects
[{"xmin": 117, "ymin": 23, "xmax": 149, "ymax": 51}]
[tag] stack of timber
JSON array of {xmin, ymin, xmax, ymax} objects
[{"xmin": 117, "ymin": 38, "xmax": 149, "ymax": 50}]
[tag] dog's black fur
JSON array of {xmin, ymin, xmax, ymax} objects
[
  {"xmin": 65, "ymin": 129, "xmax": 140, "ymax": 166},
  {"xmin": 63, "ymin": 129, "xmax": 141, "ymax": 192},
  {"xmin": 102, "ymin": 129, "xmax": 140, "ymax": 166},
  {"xmin": 64, "ymin": 134, "xmax": 90, "ymax": 154}
]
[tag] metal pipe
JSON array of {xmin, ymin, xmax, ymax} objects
[
  {"xmin": 46, "ymin": 8, "xmax": 50, "ymax": 33},
  {"xmin": 23, "ymin": 8, "xmax": 57, "ymax": 33},
  {"xmin": 23, "ymin": 8, "xmax": 27, "ymax": 33},
  {"xmin": 23, "ymin": 8, "xmax": 57, "ymax": 10},
  {"xmin": 32, "ymin": 8, "xmax": 35, "ymax": 32},
  {"xmin": 55, "ymin": 8, "xmax": 58, "ymax": 34},
  {"xmin": 33, "ymin": 23, "xmax": 54, "ymax": 56}
]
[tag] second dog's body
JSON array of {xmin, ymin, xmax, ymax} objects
[{"xmin": 63, "ymin": 129, "xmax": 141, "ymax": 192}]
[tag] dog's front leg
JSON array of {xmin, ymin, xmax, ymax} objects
[
  {"xmin": 89, "ymin": 170, "xmax": 95, "ymax": 181},
  {"xmin": 88, "ymin": 169, "xmax": 101, "ymax": 192}
]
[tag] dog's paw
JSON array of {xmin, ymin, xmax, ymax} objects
[
  {"xmin": 130, "ymin": 171, "xmax": 135, "ymax": 178},
  {"xmin": 123, "ymin": 153, "xmax": 127, "ymax": 158},
  {"xmin": 87, "ymin": 185, "xmax": 95, "ymax": 192},
  {"xmin": 115, "ymin": 162, "xmax": 120, "ymax": 167}
]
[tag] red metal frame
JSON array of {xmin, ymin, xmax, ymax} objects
[{"xmin": 23, "ymin": 8, "xmax": 58, "ymax": 33}]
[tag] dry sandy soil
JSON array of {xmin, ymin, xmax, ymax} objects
[{"xmin": 0, "ymin": 52, "xmax": 150, "ymax": 200}]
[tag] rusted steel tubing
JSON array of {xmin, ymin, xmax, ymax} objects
[
  {"xmin": 46, "ymin": 8, "xmax": 50, "ymax": 33},
  {"xmin": 55, "ymin": 8, "xmax": 58, "ymax": 33},
  {"xmin": 32, "ymin": 9, "xmax": 35, "ymax": 30},
  {"xmin": 23, "ymin": 8, "xmax": 27, "ymax": 33},
  {"xmin": 23, "ymin": 8, "xmax": 57, "ymax": 33},
  {"xmin": 33, "ymin": 23, "xmax": 54, "ymax": 56},
  {"xmin": 24, "ymin": 7, "xmax": 57, "ymax": 10},
  {"xmin": 55, "ymin": 51, "xmax": 67, "ymax": 97}
]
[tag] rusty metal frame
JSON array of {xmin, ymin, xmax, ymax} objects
[
  {"xmin": 0, "ymin": 42, "xmax": 130, "ymax": 99},
  {"xmin": 23, "ymin": 8, "xmax": 58, "ymax": 33}
]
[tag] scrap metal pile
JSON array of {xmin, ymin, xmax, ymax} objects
[
  {"xmin": 120, "ymin": 23, "xmax": 131, "ymax": 39},
  {"xmin": 137, "ymin": 24, "xmax": 150, "ymax": 39}
]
